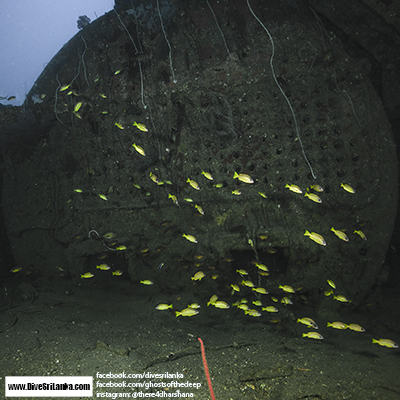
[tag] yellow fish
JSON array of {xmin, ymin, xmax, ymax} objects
[
  {"xmin": 302, "ymin": 332, "xmax": 323, "ymax": 340},
  {"xmin": 231, "ymin": 284, "xmax": 240, "ymax": 292},
  {"xmin": 132, "ymin": 143, "xmax": 146, "ymax": 156},
  {"xmin": 188, "ymin": 303, "xmax": 201, "ymax": 309},
  {"xmin": 168, "ymin": 193, "xmax": 179, "ymax": 206},
  {"xmin": 96, "ymin": 264, "xmax": 110, "ymax": 270},
  {"xmin": 186, "ymin": 178, "xmax": 200, "ymax": 190},
  {"xmin": 201, "ymin": 171, "xmax": 213, "ymax": 180},
  {"xmin": 331, "ymin": 227, "xmax": 349, "ymax": 242},
  {"xmin": 191, "ymin": 271, "xmax": 205, "ymax": 281},
  {"xmin": 99, "ymin": 194, "xmax": 108, "ymax": 201},
  {"xmin": 252, "ymin": 287, "xmax": 268, "ymax": 295},
  {"xmin": 81, "ymin": 272, "xmax": 94, "ymax": 279},
  {"xmin": 297, "ymin": 317, "xmax": 318, "ymax": 329},
  {"xmin": 140, "ymin": 280, "xmax": 153, "ymax": 285},
  {"xmin": 279, "ymin": 284, "xmax": 295, "ymax": 293},
  {"xmin": 115, "ymin": 122, "xmax": 124, "ymax": 129},
  {"xmin": 258, "ymin": 191, "xmax": 267, "ymax": 198},
  {"xmin": 156, "ymin": 304, "xmax": 172, "ymax": 310},
  {"xmin": 354, "ymin": 230, "xmax": 367, "ymax": 241},
  {"xmin": 10, "ymin": 267, "xmax": 23, "ymax": 273},
  {"xmin": 347, "ymin": 324, "xmax": 365, "ymax": 332},
  {"xmin": 149, "ymin": 172, "xmax": 159, "ymax": 184},
  {"xmin": 241, "ymin": 280, "xmax": 255, "ymax": 288},
  {"xmin": 340, "ymin": 183, "xmax": 355, "ymax": 193},
  {"xmin": 175, "ymin": 308, "xmax": 199, "ymax": 317},
  {"xmin": 112, "ymin": 270, "xmax": 123, "ymax": 276},
  {"xmin": 194, "ymin": 204, "xmax": 204, "ymax": 215},
  {"xmin": 281, "ymin": 297, "xmax": 293, "ymax": 305},
  {"xmin": 245, "ymin": 309, "xmax": 261, "ymax": 317},
  {"xmin": 213, "ymin": 183, "xmax": 223, "ymax": 188},
  {"xmin": 262, "ymin": 306, "xmax": 279, "ymax": 313},
  {"xmin": 231, "ymin": 190, "xmax": 241, "ymax": 195},
  {"xmin": 304, "ymin": 192, "xmax": 322, "ymax": 203},
  {"xmin": 182, "ymin": 234, "xmax": 198, "ymax": 243},
  {"xmin": 207, "ymin": 295, "xmax": 218, "ymax": 306},
  {"xmin": 74, "ymin": 189, "xmax": 83, "ymax": 193},
  {"xmin": 285, "ymin": 183, "xmax": 302, "ymax": 194},
  {"xmin": 310, "ymin": 184, "xmax": 324, "ymax": 192},
  {"xmin": 213, "ymin": 301, "xmax": 230, "ymax": 309},
  {"xmin": 74, "ymin": 102, "xmax": 82, "ymax": 113},
  {"xmin": 115, "ymin": 245, "xmax": 126, "ymax": 251},
  {"xmin": 333, "ymin": 294, "xmax": 351, "ymax": 303},
  {"xmin": 304, "ymin": 230, "xmax": 326, "ymax": 246},
  {"xmin": 327, "ymin": 280, "xmax": 336, "ymax": 289},
  {"xmin": 233, "ymin": 171, "xmax": 254, "ymax": 184},
  {"xmin": 133, "ymin": 121, "xmax": 148, "ymax": 132},
  {"xmin": 254, "ymin": 263, "xmax": 268, "ymax": 272},
  {"xmin": 114, "ymin": 69, "xmax": 122, "ymax": 75},
  {"xmin": 60, "ymin": 84, "xmax": 70, "ymax": 91},
  {"xmin": 236, "ymin": 269, "xmax": 248, "ymax": 275},
  {"xmin": 252, "ymin": 300, "xmax": 262, "ymax": 306},
  {"xmin": 372, "ymin": 338, "xmax": 398, "ymax": 348},
  {"xmin": 327, "ymin": 321, "xmax": 348, "ymax": 330}
]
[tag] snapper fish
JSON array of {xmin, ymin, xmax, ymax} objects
[
  {"xmin": 191, "ymin": 271, "xmax": 205, "ymax": 281},
  {"xmin": 186, "ymin": 178, "xmax": 200, "ymax": 190},
  {"xmin": 233, "ymin": 171, "xmax": 254, "ymax": 184},
  {"xmin": 285, "ymin": 183, "xmax": 302, "ymax": 194},
  {"xmin": 331, "ymin": 227, "xmax": 349, "ymax": 242},
  {"xmin": 327, "ymin": 321, "xmax": 348, "ymax": 330},
  {"xmin": 262, "ymin": 306, "xmax": 279, "ymax": 313},
  {"xmin": 310, "ymin": 184, "xmax": 324, "ymax": 192},
  {"xmin": 297, "ymin": 317, "xmax": 318, "ymax": 329},
  {"xmin": 96, "ymin": 264, "xmax": 110, "ymax": 270},
  {"xmin": 132, "ymin": 143, "xmax": 146, "ymax": 156},
  {"xmin": 175, "ymin": 308, "xmax": 199, "ymax": 317},
  {"xmin": 372, "ymin": 338, "xmax": 398, "ymax": 348},
  {"xmin": 156, "ymin": 304, "xmax": 172, "ymax": 310},
  {"xmin": 340, "ymin": 183, "xmax": 355, "ymax": 193},
  {"xmin": 347, "ymin": 324, "xmax": 365, "ymax": 332},
  {"xmin": 133, "ymin": 121, "xmax": 148, "ymax": 132},
  {"xmin": 201, "ymin": 171, "xmax": 213, "ymax": 180},
  {"xmin": 304, "ymin": 192, "xmax": 322, "ymax": 203},
  {"xmin": 182, "ymin": 234, "xmax": 197, "ymax": 243},
  {"xmin": 304, "ymin": 230, "xmax": 326, "ymax": 246},
  {"xmin": 354, "ymin": 230, "xmax": 367, "ymax": 241},
  {"xmin": 303, "ymin": 332, "xmax": 323, "ymax": 340},
  {"xmin": 213, "ymin": 301, "xmax": 230, "ymax": 309}
]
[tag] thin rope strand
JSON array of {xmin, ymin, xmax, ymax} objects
[{"xmin": 246, "ymin": 0, "xmax": 316, "ymax": 179}]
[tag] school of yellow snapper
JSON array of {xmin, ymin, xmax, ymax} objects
[
  {"xmin": 62, "ymin": 118, "xmax": 395, "ymax": 350},
  {"xmin": 16, "ymin": 68, "xmax": 391, "ymax": 350}
]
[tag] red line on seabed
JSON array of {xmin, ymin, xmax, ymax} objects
[{"xmin": 198, "ymin": 337, "xmax": 216, "ymax": 400}]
